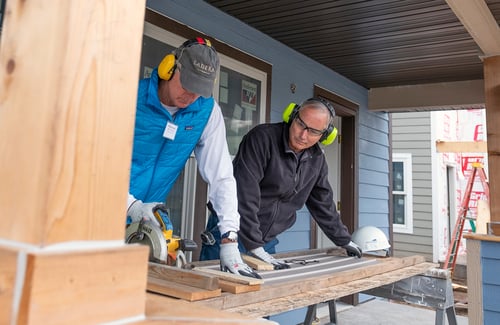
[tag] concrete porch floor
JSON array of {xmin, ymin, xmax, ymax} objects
[{"xmin": 315, "ymin": 298, "xmax": 468, "ymax": 325}]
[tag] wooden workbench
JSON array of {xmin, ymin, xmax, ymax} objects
[{"xmin": 146, "ymin": 249, "xmax": 437, "ymax": 321}]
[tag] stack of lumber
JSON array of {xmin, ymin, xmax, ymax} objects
[{"xmin": 147, "ymin": 262, "xmax": 264, "ymax": 301}]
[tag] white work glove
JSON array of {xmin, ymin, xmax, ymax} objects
[
  {"xmin": 250, "ymin": 247, "xmax": 290, "ymax": 270},
  {"xmin": 219, "ymin": 243, "xmax": 261, "ymax": 279},
  {"xmin": 127, "ymin": 200, "xmax": 161, "ymax": 227},
  {"xmin": 343, "ymin": 240, "xmax": 363, "ymax": 258}
]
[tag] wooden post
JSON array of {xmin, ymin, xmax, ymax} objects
[
  {"xmin": 0, "ymin": 1, "xmax": 148, "ymax": 324},
  {"xmin": 484, "ymin": 55, "xmax": 500, "ymax": 234}
]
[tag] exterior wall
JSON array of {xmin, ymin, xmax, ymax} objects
[
  {"xmin": 392, "ymin": 112, "xmax": 433, "ymax": 261},
  {"xmin": 432, "ymin": 109, "xmax": 488, "ymax": 264},
  {"xmin": 391, "ymin": 109, "xmax": 487, "ymax": 264},
  {"xmin": 482, "ymin": 240, "xmax": 500, "ymax": 323},
  {"xmin": 146, "ymin": 1, "xmax": 390, "ymax": 322},
  {"xmin": 147, "ymin": 0, "xmax": 390, "ymax": 248}
]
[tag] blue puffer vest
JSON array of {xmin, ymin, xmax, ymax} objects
[{"xmin": 129, "ymin": 69, "xmax": 213, "ymax": 202}]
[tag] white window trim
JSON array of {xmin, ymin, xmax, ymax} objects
[{"xmin": 393, "ymin": 153, "xmax": 413, "ymax": 234}]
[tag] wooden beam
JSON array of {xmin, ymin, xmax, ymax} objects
[
  {"xmin": 484, "ymin": 56, "xmax": 500, "ymax": 229},
  {"xmin": 435, "ymin": 141, "xmax": 487, "ymax": 153},
  {"xmin": 17, "ymin": 245, "xmax": 149, "ymax": 324},
  {"xmin": 0, "ymin": 247, "xmax": 17, "ymax": 325},
  {"xmin": 369, "ymin": 80, "xmax": 485, "ymax": 112},
  {"xmin": 445, "ymin": 0, "xmax": 500, "ymax": 56},
  {"xmin": 0, "ymin": 0, "xmax": 145, "ymax": 244}
]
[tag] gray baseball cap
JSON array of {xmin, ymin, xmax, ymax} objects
[{"xmin": 177, "ymin": 42, "xmax": 220, "ymax": 98}]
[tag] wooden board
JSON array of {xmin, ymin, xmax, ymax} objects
[
  {"xmin": 196, "ymin": 255, "xmax": 428, "ymax": 311},
  {"xmin": 242, "ymin": 254, "xmax": 274, "ymax": 271},
  {"xmin": 144, "ymin": 293, "xmax": 274, "ymax": 324},
  {"xmin": 219, "ymin": 280, "xmax": 261, "ymax": 294},
  {"xmin": 193, "ymin": 267, "xmax": 264, "ymax": 286},
  {"xmin": 225, "ymin": 261, "xmax": 436, "ymax": 317},
  {"xmin": 17, "ymin": 245, "xmax": 149, "ymax": 324},
  {"xmin": 148, "ymin": 262, "xmax": 219, "ymax": 290},
  {"xmin": 147, "ymin": 277, "xmax": 221, "ymax": 302}
]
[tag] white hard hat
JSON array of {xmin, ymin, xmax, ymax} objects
[{"xmin": 352, "ymin": 226, "xmax": 391, "ymax": 256}]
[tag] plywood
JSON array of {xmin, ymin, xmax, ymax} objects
[
  {"xmin": 17, "ymin": 245, "xmax": 149, "ymax": 325},
  {"xmin": 0, "ymin": 0, "xmax": 146, "ymax": 244}
]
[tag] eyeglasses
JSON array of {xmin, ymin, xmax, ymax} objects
[{"xmin": 294, "ymin": 115, "xmax": 325, "ymax": 136}]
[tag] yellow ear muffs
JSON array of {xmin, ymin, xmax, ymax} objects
[
  {"xmin": 158, "ymin": 54, "xmax": 176, "ymax": 80},
  {"xmin": 320, "ymin": 126, "xmax": 338, "ymax": 146},
  {"xmin": 282, "ymin": 102, "xmax": 299, "ymax": 123}
]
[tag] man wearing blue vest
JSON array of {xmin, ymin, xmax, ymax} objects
[{"xmin": 127, "ymin": 37, "xmax": 259, "ymax": 279}]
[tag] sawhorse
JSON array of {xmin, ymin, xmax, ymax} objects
[
  {"xmin": 304, "ymin": 268, "xmax": 457, "ymax": 325},
  {"xmin": 304, "ymin": 300, "xmax": 338, "ymax": 325}
]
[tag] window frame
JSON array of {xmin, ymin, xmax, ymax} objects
[{"xmin": 392, "ymin": 153, "xmax": 413, "ymax": 234}]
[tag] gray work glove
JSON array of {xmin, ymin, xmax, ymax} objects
[
  {"xmin": 343, "ymin": 240, "xmax": 363, "ymax": 258},
  {"xmin": 250, "ymin": 247, "xmax": 290, "ymax": 270},
  {"xmin": 219, "ymin": 243, "xmax": 261, "ymax": 279},
  {"xmin": 127, "ymin": 200, "xmax": 161, "ymax": 227}
]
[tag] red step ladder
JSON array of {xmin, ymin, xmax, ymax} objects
[{"xmin": 443, "ymin": 162, "xmax": 489, "ymax": 274}]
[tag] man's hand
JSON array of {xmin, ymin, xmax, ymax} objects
[
  {"xmin": 219, "ymin": 243, "xmax": 261, "ymax": 279},
  {"xmin": 127, "ymin": 200, "xmax": 161, "ymax": 227},
  {"xmin": 250, "ymin": 247, "xmax": 290, "ymax": 270},
  {"xmin": 343, "ymin": 240, "xmax": 362, "ymax": 258}
]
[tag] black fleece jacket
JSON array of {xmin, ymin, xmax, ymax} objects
[{"xmin": 233, "ymin": 122, "xmax": 351, "ymax": 251}]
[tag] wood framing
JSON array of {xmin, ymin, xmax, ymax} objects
[
  {"xmin": 435, "ymin": 141, "xmax": 487, "ymax": 153},
  {"xmin": 0, "ymin": 0, "xmax": 145, "ymax": 244},
  {"xmin": 484, "ymin": 55, "xmax": 500, "ymax": 230},
  {"xmin": 17, "ymin": 245, "xmax": 149, "ymax": 324}
]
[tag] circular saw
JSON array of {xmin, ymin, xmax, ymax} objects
[
  {"xmin": 125, "ymin": 204, "xmax": 198, "ymax": 266},
  {"xmin": 126, "ymin": 220, "xmax": 169, "ymax": 263}
]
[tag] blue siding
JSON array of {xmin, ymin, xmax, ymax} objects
[
  {"xmin": 146, "ymin": 1, "xmax": 391, "ymax": 322},
  {"xmin": 482, "ymin": 241, "xmax": 500, "ymax": 321}
]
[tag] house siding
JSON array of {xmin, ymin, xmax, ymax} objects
[
  {"xmin": 391, "ymin": 112, "xmax": 433, "ymax": 261},
  {"xmin": 146, "ymin": 1, "xmax": 391, "ymax": 322}
]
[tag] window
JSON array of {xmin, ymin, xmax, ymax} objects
[
  {"xmin": 140, "ymin": 21, "xmax": 268, "ymax": 240},
  {"xmin": 392, "ymin": 153, "xmax": 413, "ymax": 233}
]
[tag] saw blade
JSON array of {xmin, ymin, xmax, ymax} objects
[{"xmin": 125, "ymin": 221, "xmax": 168, "ymax": 263}]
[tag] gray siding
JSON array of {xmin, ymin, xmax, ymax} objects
[{"xmin": 391, "ymin": 111, "xmax": 433, "ymax": 261}]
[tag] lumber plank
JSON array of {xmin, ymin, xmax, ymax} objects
[
  {"xmin": 147, "ymin": 277, "xmax": 221, "ymax": 302},
  {"xmin": 241, "ymin": 254, "xmax": 274, "ymax": 271},
  {"xmin": 435, "ymin": 140, "xmax": 487, "ymax": 153},
  {"xmin": 218, "ymin": 280, "xmax": 261, "ymax": 294},
  {"xmin": 225, "ymin": 261, "xmax": 436, "ymax": 317},
  {"xmin": 144, "ymin": 293, "xmax": 273, "ymax": 324},
  {"xmin": 193, "ymin": 267, "xmax": 264, "ymax": 285},
  {"xmin": 148, "ymin": 262, "xmax": 219, "ymax": 290},
  {"xmin": 197, "ymin": 255, "xmax": 427, "ymax": 310},
  {"xmin": 17, "ymin": 245, "xmax": 149, "ymax": 324}
]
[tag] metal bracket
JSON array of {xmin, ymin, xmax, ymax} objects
[{"xmin": 362, "ymin": 270, "xmax": 458, "ymax": 325}]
